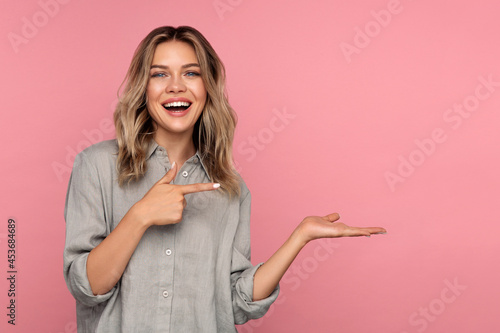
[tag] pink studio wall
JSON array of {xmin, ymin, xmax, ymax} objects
[{"xmin": 1, "ymin": 0, "xmax": 499, "ymax": 332}]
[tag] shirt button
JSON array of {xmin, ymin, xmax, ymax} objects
[
  {"xmin": 182, "ymin": 171, "xmax": 188, "ymax": 177},
  {"xmin": 165, "ymin": 249, "xmax": 172, "ymax": 256},
  {"xmin": 162, "ymin": 290, "xmax": 169, "ymax": 298}
]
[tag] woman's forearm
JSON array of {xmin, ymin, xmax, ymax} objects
[
  {"xmin": 86, "ymin": 206, "xmax": 149, "ymax": 295},
  {"xmin": 252, "ymin": 229, "xmax": 306, "ymax": 301}
]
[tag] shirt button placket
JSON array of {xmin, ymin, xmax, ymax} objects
[{"xmin": 158, "ymin": 224, "xmax": 175, "ymax": 331}]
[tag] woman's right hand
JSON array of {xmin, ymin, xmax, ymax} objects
[{"xmin": 132, "ymin": 162, "xmax": 220, "ymax": 227}]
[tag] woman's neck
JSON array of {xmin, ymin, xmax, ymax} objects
[{"xmin": 153, "ymin": 132, "xmax": 196, "ymax": 168}]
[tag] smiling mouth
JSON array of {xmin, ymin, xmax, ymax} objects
[{"xmin": 162, "ymin": 101, "xmax": 192, "ymax": 112}]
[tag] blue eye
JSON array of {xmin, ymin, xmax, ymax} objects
[
  {"xmin": 186, "ymin": 71, "xmax": 200, "ymax": 77},
  {"xmin": 151, "ymin": 72, "xmax": 166, "ymax": 78}
]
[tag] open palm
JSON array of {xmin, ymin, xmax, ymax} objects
[{"xmin": 296, "ymin": 213, "xmax": 386, "ymax": 244}]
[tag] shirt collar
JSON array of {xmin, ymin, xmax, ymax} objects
[
  {"xmin": 146, "ymin": 139, "xmax": 160, "ymax": 160},
  {"xmin": 146, "ymin": 139, "xmax": 210, "ymax": 178}
]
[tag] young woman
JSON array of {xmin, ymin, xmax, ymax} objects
[{"xmin": 63, "ymin": 26, "xmax": 386, "ymax": 332}]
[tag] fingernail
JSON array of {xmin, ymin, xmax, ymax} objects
[
  {"xmin": 213, "ymin": 183, "xmax": 221, "ymax": 189},
  {"xmin": 171, "ymin": 161, "xmax": 176, "ymax": 168},
  {"xmin": 377, "ymin": 231, "xmax": 387, "ymax": 235}
]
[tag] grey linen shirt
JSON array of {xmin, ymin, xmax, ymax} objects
[{"xmin": 63, "ymin": 139, "xmax": 279, "ymax": 332}]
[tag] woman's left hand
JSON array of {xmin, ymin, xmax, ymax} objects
[{"xmin": 293, "ymin": 213, "xmax": 387, "ymax": 246}]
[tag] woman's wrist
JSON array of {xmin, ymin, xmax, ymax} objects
[
  {"xmin": 127, "ymin": 202, "xmax": 152, "ymax": 230},
  {"xmin": 289, "ymin": 224, "xmax": 310, "ymax": 250}
]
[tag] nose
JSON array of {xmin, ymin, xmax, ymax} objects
[{"xmin": 165, "ymin": 74, "xmax": 186, "ymax": 93}]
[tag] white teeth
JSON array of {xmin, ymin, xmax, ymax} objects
[{"xmin": 163, "ymin": 101, "xmax": 191, "ymax": 108}]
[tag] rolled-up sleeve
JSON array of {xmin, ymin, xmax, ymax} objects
[
  {"xmin": 63, "ymin": 151, "xmax": 115, "ymax": 306},
  {"xmin": 231, "ymin": 190, "xmax": 279, "ymax": 325}
]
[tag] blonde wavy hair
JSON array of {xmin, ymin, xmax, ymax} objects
[{"xmin": 113, "ymin": 26, "xmax": 240, "ymax": 196}]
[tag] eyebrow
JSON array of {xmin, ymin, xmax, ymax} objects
[{"xmin": 150, "ymin": 63, "xmax": 200, "ymax": 70}]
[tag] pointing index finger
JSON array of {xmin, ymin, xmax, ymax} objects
[{"xmin": 179, "ymin": 182, "xmax": 221, "ymax": 195}]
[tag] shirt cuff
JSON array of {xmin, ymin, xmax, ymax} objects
[
  {"xmin": 233, "ymin": 263, "xmax": 280, "ymax": 324},
  {"xmin": 66, "ymin": 253, "xmax": 115, "ymax": 307}
]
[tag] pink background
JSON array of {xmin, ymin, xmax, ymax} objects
[{"xmin": 1, "ymin": 0, "xmax": 499, "ymax": 332}]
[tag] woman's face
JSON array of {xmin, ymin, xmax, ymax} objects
[{"xmin": 146, "ymin": 40, "xmax": 207, "ymax": 144}]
